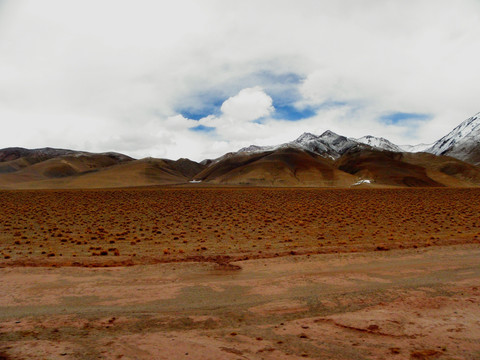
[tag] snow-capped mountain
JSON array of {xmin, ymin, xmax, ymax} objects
[
  {"xmin": 237, "ymin": 144, "xmax": 289, "ymax": 153},
  {"xmin": 292, "ymin": 131, "xmax": 359, "ymax": 158},
  {"xmin": 238, "ymin": 131, "xmax": 360, "ymax": 159},
  {"xmin": 238, "ymin": 131, "xmax": 402, "ymax": 159},
  {"xmin": 398, "ymin": 143, "xmax": 432, "ymax": 153},
  {"xmin": 355, "ymin": 135, "xmax": 403, "ymax": 152},
  {"xmin": 232, "ymin": 112, "xmax": 480, "ymax": 165},
  {"xmin": 426, "ymin": 112, "xmax": 480, "ymax": 165}
]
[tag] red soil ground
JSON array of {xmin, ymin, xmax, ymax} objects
[
  {"xmin": 0, "ymin": 187, "xmax": 479, "ymax": 267},
  {"xmin": 1, "ymin": 188, "xmax": 480, "ymax": 359}
]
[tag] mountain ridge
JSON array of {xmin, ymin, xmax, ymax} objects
[
  {"xmin": 1, "ymin": 112, "xmax": 479, "ymax": 189},
  {"xmin": 426, "ymin": 112, "xmax": 480, "ymax": 165},
  {"xmin": 231, "ymin": 111, "xmax": 480, "ymax": 166}
]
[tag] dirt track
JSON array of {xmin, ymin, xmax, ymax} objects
[{"xmin": 1, "ymin": 244, "xmax": 480, "ymax": 359}]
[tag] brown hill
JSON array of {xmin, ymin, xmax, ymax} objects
[
  {"xmin": 0, "ymin": 148, "xmax": 132, "ymax": 175},
  {"xmin": 0, "ymin": 157, "xmax": 33, "ymax": 174},
  {"xmin": 0, "ymin": 153, "xmax": 133, "ymax": 188},
  {"xmin": 0, "ymin": 157, "xmax": 205, "ymax": 189},
  {"xmin": 1, "ymin": 145, "xmax": 479, "ymax": 189},
  {"xmin": 400, "ymin": 152, "xmax": 480, "ymax": 187},
  {"xmin": 162, "ymin": 158, "xmax": 206, "ymax": 179},
  {"xmin": 0, "ymin": 147, "xmax": 76, "ymax": 163},
  {"xmin": 336, "ymin": 148, "xmax": 444, "ymax": 187},
  {"xmin": 0, "ymin": 148, "xmax": 79, "ymax": 174},
  {"xmin": 194, "ymin": 148, "xmax": 357, "ymax": 186},
  {"xmin": 54, "ymin": 158, "xmax": 191, "ymax": 189}
]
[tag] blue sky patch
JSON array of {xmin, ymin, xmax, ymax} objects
[
  {"xmin": 177, "ymin": 92, "xmax": 225, "ymax": 120},
  {"xmin": 181, "ymin": 109, "xmax": 214, "ymax": 121},
  {"xmin": 174, "ymin": 70, "xmax": 367, "ymax": 124},
  {"xmin": 254, "ymin": 70, "xmax": 304, "ymax": 84},
  {"xmin": 273, "ymin": 104, "xmax": 316, "ymax": 121},
  {"xmin": 190, "ymin": 124, "xmax": 216, "ymax": 133},
  {"xmin": 380, "ymin": 112, "xmax": 431, "ymax": 125},
  {"xmin": 177, "ymin": 70, "xmax": 308, "ymax": 121},
  {"xmin": 256, "ymin": 71, "xmax": 305, "ymax": 108}
]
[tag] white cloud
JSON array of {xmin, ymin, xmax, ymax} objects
[
  {"xmin": 220, "ymin": 87, "xmax": 274, "ymax": 122},
  {"xmin": 194, "ymin": 87, "xmax": 273, "ymax": 142},
  {"xmin": 0, "ymin": 0, "xmax": 479, "ymax": 161}
]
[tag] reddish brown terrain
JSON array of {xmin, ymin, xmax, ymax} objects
[
  {"xmin": 1, "ymin": 187, "xmax": 480, "ymax": 359},
  {"xmin": 1, "ymin": 187, "xmax": 479, "ymax": 266},
  {"xmin": 2, "ymin": 146, "xmax": 480, "ymax": 189}
]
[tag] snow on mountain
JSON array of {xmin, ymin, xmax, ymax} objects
[
  {"xmin": 398, "ymin": 143, "xmax": 433, "ymax": 153},
  {"xmin": 355, "ymin": 135, "xmax": 403, "ymax": 152},
  {"xmin": 238, "ymin": 130, "xmax": 360, "ymax": 159},
  {"xmin": 427, "ymin": 112, "xmax": 480, "ymax": 155},
  {"xmin": 237, "ymin": 144, "xmax": 288, "ymax": 153},
  {"xmin": 237, "ymin": 131, "xmax": 397, "ymax": 159},
  {"xmin": 422, "ymin": 112, "xmax": 480, "ymax": 165},
  {"xmin": 292, "ymin": 131, "xmax": 359, "ymax": 158},
  {"xmin": 238, "ymin": 131, "xmax": 394, "ymax": 159},
  {"xmin": 238, "ymin": 129, "xmax": 480, "ymax": 159},
  {"xmin": 232, "ymin": 112, "xmax": 480, "ymax": 165}
]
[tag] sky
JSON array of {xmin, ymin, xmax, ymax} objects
[{"xmin": 0, "ymin": 0, "xmax": 479, "ymax": 161}]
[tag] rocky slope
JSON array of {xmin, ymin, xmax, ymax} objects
[{"xmin": 426, "ymin": 112, "xmax": 480, "ymax": 165}]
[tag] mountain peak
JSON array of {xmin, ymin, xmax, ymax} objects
[
  {"xmin": 228, "ymin": 111, "xmax": 480, "ymax": 166},
  {"xmin": 319, "ymin": 130, "xmax": 340, "ymax": 138},
  {"xmin": 355, "ymin": 135, "xmax": 402, "ymax": 152},
  {"xmin": 238, "ymin": 144, "xmax": 266, "ymax": 153},
  {"xmin": 294, "ymin": 132, "xmax": 318, "ymax": 143},
  {"xmin": 295, "ymin": 130, "xmax": 344, "ymax": 145},
  {"xmin": 427, "ymin": 112, "xmax": 480, "ymax": 160}
]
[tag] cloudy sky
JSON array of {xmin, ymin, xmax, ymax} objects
[{"xmin": 0, "ymin": 0, "xmax": 479, "ymax": 161}]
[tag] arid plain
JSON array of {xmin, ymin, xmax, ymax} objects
[{"xmin": 1, "ymin": 187, "xmax": 480, "ymax": 359}]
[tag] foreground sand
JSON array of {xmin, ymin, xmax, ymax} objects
[{"xmin": 1, "ymin": 244, "xmax": 479, "ymax": 359}]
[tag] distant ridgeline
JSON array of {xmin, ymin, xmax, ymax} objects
[{"xmin": 0, "ymin": 112, "xmax": 479, "ymax": 189}]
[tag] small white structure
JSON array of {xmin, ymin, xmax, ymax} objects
[{"xmin": 352, "ymin": 179, "xmax": 372, "ymax": 186}]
